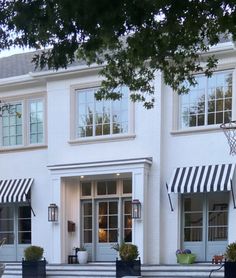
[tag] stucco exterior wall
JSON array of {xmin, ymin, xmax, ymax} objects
[
  {"xmin": 159, "ymin": 53, "xmax": 236, "ymax": 263},
  {"xmin": 0, "ymin": 45, "xmax": 236, "ymax": 264}
]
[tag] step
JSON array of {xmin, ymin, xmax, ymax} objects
[{"xmin": 1, "ymin": 262, "xmax": 225, "ymax": 278}]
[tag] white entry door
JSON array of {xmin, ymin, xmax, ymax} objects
[
  {"xmin": 0, "ymin": 204, "xmax": 31, "ymax": 261},
  {"xmin": 182, "ymin": 193, "xmax": 228, "ymax": 261},
  {"xmin": 96, "ymin": 200, "xmax": 119, "ymax": 261},
  {"xmin": 81, "ymin": 198, "xmax": 132, "ymax": 261}
]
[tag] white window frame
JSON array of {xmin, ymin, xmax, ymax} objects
[
  {"xmin": 0, "ymin": 94, "xmax": 46, "ymax": 150},
  {"xmin": 27, "ymin": 98, "xmax": 46, "ymax": 146},
  {"xmin": 80, "ymin": 179, "xmax": 132, "ymax": 200},
  {"xmin": 69, "ymin": 82, "xmax": 135, "ymax": 144},
  {"xmin": 172, "ymin": 69, "xmax": 235, "ymax": 134},
  {"xmin": 0, "ymin": 100, "xmax": 24, "ymax": 147}
]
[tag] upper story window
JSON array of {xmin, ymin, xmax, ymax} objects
[
  {"xmin": 29, "ymin": 100, "xmax": 44, "ymax": 144},
  {"xmin": 179, "ymin": 71, "xmax": 232, "ymax": 129},
  {"xmin": 76, "ymin": 87, "xmax": 129, "ymax": 138},
  {"xmin": 2, "ymin": 102, "xmax": 23, "ymax": 146},
  {"xmin": 0, "ymin": 97, "xmax": 45, "ymax": 148}
]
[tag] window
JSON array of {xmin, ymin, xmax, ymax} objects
[
  {"xmin": 18, "ymin": 206, "xmax": 31, "ymax": 244},
  {"xmin": 123, "ymin": 200, "xmax": 132, "ymax": 242},
  {"xmin": 29, "ymin": 100, "xmax": 44, "ymax": 144},
  {"xmin": 81, "ymin": 182, "xmax": 92, "ymax": 196},
  {"xmin": 0, "ymin": 206, "xmax": 14, "ymax": 244},
  {"xmin": 83, "ymin": 202, "xmax": 92, "ymax": 243},
  {"xmin": 123, "ymin": 179, "xmax": 132, "ymax": 194},
  {"xmin": 0, "ymin": 97, "xmax": 45, "ymax": 148},
  {"xmin": 97, "ymin": 181, "xmax": 117, "ymax": 195},
  {"xmin": 76, "ymin": 87, "xmax": 129, "ymax": 138},
  {"xmin": 2, "ymin": 103, "xmax": 22, "ymax": 146},
  {"xmin": 179, "ymin": 71, "xmax": 232, "ymax": 129}
]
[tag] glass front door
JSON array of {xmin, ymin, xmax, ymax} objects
[
  {"xmin": 81, "ymin": 198, "xmax": 132, "ymax": 261},
  {"xmin": 0, "ymin": 204, "xmax": 31, "ymax": 261},
  {"xmin": 96, "ymin": 200, "xmax": 119, "ymax": 261},
  {"xmin": 183, "ymin": 193, "xmax": 228, "ymax": 261}
]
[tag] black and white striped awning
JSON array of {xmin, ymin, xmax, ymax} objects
[
  {"xmin": 0, "ymin": 178, "xmax": 33, "ymax": 203},
  {"xmin": 168, "ymin": 164, "xmax": 235, "ymax": 193}
]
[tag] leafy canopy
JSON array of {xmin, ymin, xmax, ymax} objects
[{"xmin": 0, "ymin": 0, "xmax": 236, "ymax": 108}]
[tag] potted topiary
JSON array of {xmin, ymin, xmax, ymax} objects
[
  {"xmin": 224, "ymin": 242, "xmax": 236, "ymax": 278},
  {"xmin": 114, "ymin": 243, "xmax": 141, "ymax": 278},
  {"xmin": 75, "ymin": 246, "xmax": 88, "ymax": 264},
  {"xmin": 22, "ymin": 245, "xmax": 46, "ymax": 277}
]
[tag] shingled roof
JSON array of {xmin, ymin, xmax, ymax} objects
[
  {"xmin": 0, "ymin": 50, "xmax": 85, "ymax": 79},
  {"xmin": 0, "ymin": 36, "xmax": 233, "ymax": 80}
]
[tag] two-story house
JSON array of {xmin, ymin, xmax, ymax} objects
[{"xmin": 0, "ymin": 39, "xmax": 235, "ymax": 265}]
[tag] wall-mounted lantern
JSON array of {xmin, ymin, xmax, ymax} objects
[
  {"xmin": 132, "ymin": 199, "xmax": 141, "ymax": 219},
  {"xmin": 48, "ymin": 203, "xmax": 58, "ymax": 222}
]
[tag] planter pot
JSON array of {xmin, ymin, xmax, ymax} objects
[
  {"xmin": 0, "ymin": 263, "xmax": 5, "ymax": 278},
  {"xmin": 176, "ymin": 254, "xmax": 196, "ymax": 264},
  {"xmin": 225, "ymin": 261, "xmax": 236, "ymax": 278},
  {"xmin": 77, "ymin": 251, "xmax": 88, "ymax": 264},
  {"xmin": 22, "ymin": 259, "xmax": 46, "ymax": 278},
  {"xmin": 116, "ymin": 258, "xmax": 141, "ymax": 278}
]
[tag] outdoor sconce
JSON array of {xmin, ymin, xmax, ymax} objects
[
  {"xmin": 132, "ymin": 199, "xmax": 141, "ymax": 219},
  {"xmin": 48, "ymin": 203, "xmax": 58, "ymax": 222}
]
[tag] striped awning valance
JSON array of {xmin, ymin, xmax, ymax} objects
[
  {"xmin": 0, "ymin": 178, "xmax": 33, "ymax": 203},
  {"xmin": 168, "ymin": 164, "xmax": 235, "ymax": 193}
]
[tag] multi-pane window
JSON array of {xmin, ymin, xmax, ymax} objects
[
  {"xmin": 29, "ymin": 100, "xmax": 44, "ymax": 144},
  {"xmin": 0, "ymin": 206, "xmax": 14, "ymax": 244},
  {"xmin": 2, "ymin": 103, "xmax": 22, "ymax": 146},
  {"xmin": 83, "ymin": 202, "xmax": 92, "ymax": 243},
  {"xmin": 97, "ymin": 181, "xmax": 117, "ymax": 195},
  {"xmin": 208, "ymin": 198, "xmax": 228, "ymax": 241},
  {"xmin": 76, "ymin": 87, "xmax": 129, "ymax": 138},
  {"xmin": 123, "ymin": 200, "xmax": 132, "ymax": 242},
  {"xmin": 179, "ymin": 71, "xmax": 232, "ymax": 129},
  {"xmin": 184, "ymin": 196, "xmax": 203, "ymax": 242},
  {"xmin": 0, "ymin": 98, "xmax": 44, "ymax": 147},
  {"xmin": 98, "ymin": 201, "xmax": 118, "ymax": 243},
  {"xmin": 18, "ymin": 206, "xmax": 31, "ymax": 244}
]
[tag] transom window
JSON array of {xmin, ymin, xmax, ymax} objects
[
  {"xmin": 80, "ymin": 179, "xmax": 132, "ymax": 198},
  {"xmin": 76, "ymin": 87, "xmax": 129, "ymax": 138},
  {"xmin": 0, "ymin": 97, "xmax": 45, "ymax": 148},
  {"xmin": 179, "ymin": 71, "xmax": 232, "ymax": 129}
]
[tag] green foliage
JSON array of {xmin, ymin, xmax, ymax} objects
[
  {"xmin": 119, "ymin": 243, "xmax": 139, "ymax": 261},
  {"xmin": 0, "ymin": 1, "xmax": 235, "ymax": 107},
  {"xmin": 225, "ymin": 242, "xmax": 236, "ymax": 262},
  {"xmin": 74, "ymin": 246, "xmax": 86, "ymax": 253},
  {"xmin": 24, "ymin": 245, "xmax": 44, "ymax": 261}
]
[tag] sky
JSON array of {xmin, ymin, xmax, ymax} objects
[{"xmin": 0, "ymin": 46, "xmax": 34, "ymax": 58}]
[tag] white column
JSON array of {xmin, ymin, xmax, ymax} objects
[
  {"xmin": 49, "ymin": 177, "xmax": 62, "ymax": 263},
  {"xmin": 132, "ymin": 166, "xmax": 149, "ymax": 263}
]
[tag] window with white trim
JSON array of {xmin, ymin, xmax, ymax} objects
[
  {"xmin": 179, "ymin": 71, "xmax": 232, "ymax": 129},
  {"xmin": 76, "ymin": 87, "xmax": 129, "ymax": 138},
  {"xmin": 29, "ymin": 100, "xmax": 44, "ymax": 144},
  {"xmin": 0, "ymin": 98, "xmax": 45, "ymax": 148},
  {"xmin": 2, "ymin": 102, "xmax": 23, "ymax": 146}
]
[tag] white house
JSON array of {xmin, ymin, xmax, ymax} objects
[{"xmin": 0, "ymin": 40, "xmax": 236, "ymax": 265}]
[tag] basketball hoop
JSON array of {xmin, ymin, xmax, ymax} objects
[{"xmin": 220, "ymin": 120, "xmax": 236, "ymax": 155}]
